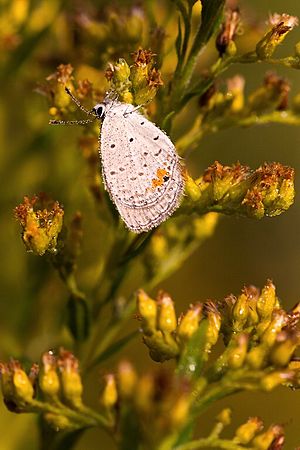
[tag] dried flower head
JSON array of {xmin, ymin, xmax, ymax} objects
[{"xmin": 216, "ymin": 7, "xmax": 241, "ymax": 56}]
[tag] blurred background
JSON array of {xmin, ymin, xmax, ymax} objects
[{"xmin": 0, "ymin": 0, "xmax": 300, "ymax": 449}]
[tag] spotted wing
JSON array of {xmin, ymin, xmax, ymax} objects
[{"xmin": 100, "ymin": 104, "xmax": 184, "ymax": 233}]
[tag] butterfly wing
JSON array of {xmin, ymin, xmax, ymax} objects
[{"xmin": 100, "ymin": 103, "xmax": 184, "ymax": 233}]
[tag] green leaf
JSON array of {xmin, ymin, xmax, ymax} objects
[
  {"xmin": 67, "ymin": 294, "xmax": 90, "ymax": 342},
  {"xmin": 198, "ymin": 0, "xmax": 225, "ymax": 46},
  {"xmin": 175, "ymin": 17, "xmax": 183, "ymax": 60},
  {"xmin": 176, "ymin": 320, "xmax": 208, "ymax": 379},
  {"xmin": 120, "ymin": 407, "xmax": 140, "ymax": 450}
]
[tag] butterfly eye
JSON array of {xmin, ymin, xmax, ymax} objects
[{"xmin": 93, "ymin": 104, "xmax": 105, "ymax": 118}]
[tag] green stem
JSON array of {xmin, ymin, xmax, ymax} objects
[
  {"xmin": 174, "ymin": 438, "xmax": 247, "ymax": 450},
  {"xmin": 29, "ymin": 399, "xmax": 111, "ymax": 429}
]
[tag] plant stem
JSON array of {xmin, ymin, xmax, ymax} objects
[{"xmin": 174, "ymin": 438, "xmax": 247, "ymax": 450}]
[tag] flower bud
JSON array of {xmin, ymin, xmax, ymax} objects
[
  {"xmin": 118, "ymin": 361, "xmax": 137, "ymax": 398},
  {"xmin": 260, "ymin": 310, "xmax": 288, "ymax": 347},
  {"xmin": 136, "ymin": 289, "xmax": 157, "ymax": 335},
  {"xmin": 203, "ymin": 302, "xmax": 221, "ymax": 349},
  {"xmin": 235, "ymin": 417, "xmax": 263, "ymax": 444},
  {"xmin": 170, "ymin": 395, "xmax": 190, "ymax": 427},
  {"xmin": 185, "ymin": 174, "xmax": 202, "ymax": 202},
  {"xmin": 270, "ymin": 331, "xmax": 300, "ymax": 367},
  {"xmin": 256, "ymin": 14, "xmax": 298, "ymax": 60},
  {"xmin": 232, "ymin": 293, "xmax": 249, "ymax": 332},
  {"xmin": 11, "ymin": 363, "xmax": 34, "ymax": 404},
  {"xmin": 227, "ymin": 333, "xmax": 248, "ymax": 369},
  {"xmin": 113, "ymin": 58, "xmax": 131, "ymax": 83},
  {"xmin": 216, "ymin": 408, "xmax": 231, "ymax": 426},
  {"xmin": 39, "ymin": 351, "xmax": 60, "ymax": 398},
  {"xmin": 260, "ymin": 370, "xmax": 293, "ymax": 391},
  {"xmin": 150, "ymin": 233, "xmax": 168, "ymax": 261},
  {"xmin": 157, "ymin": 291, "xmax": 177, "ymax": 334},
  {"xmin": 216, "ymin": 8, "xmax": 240, "ymax": 57},
  {"xmin": 227, "ymin": 75, "xmax": 245, "ymax": 113},
  {"xmin": 246, "ymin": 344, "xmax": 268, "ymax": 370},
  {"xmin": 252, "ymin": 424, "xmax": 284, "ymax": 449},
  {"xmin": 135, "ymin": 374, "xmax": 154, "ymax": 412},
  {"xmin": 100, "ymin": 374, "xmax": 118, "ymax": 408},
  {"xmin": 256, "ymin": 280, "xmax": 276, "ymax": 321},
  {"xmin": 58, "ymin": 350, "xmax": 83, "ymax": 408},
  {"xmin": 130, "ymin": 49, "xmax": 163, "ymax": 104},
  {"xmin": 177, "ymin": 304, "xmax": 202, "ymax": 342}
]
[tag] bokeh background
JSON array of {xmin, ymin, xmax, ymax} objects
[{"xmin": 0, "ymin": 0, "xmax": 300, "ymax": 449}]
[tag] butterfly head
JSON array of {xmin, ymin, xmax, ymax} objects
[{"xmin": 92, "ymin": 104, "xmax": 106, "ymax": 119}]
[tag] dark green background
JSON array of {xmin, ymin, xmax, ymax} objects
[{"xmin": 0, "ymin": 0, "xmax": 300, "ymax": 448}]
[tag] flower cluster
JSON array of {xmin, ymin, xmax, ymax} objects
[
  {"xmin": 137, "ymin": 282, "xmax": 300, "ymax": 393},
  {"xmin": 14, "ymin": 194, "xmax": 64, "ymax": 256},
  {"xmin": 0, "ymin": 350, "xmax": 107, "ymax": 431},
  {"xmin": 184, "ymin": 161, "xmax": 295, "ymax": 219},
  {"xmin": 105, "ymin": 49, "xmax": 163, "ymax": 104}
]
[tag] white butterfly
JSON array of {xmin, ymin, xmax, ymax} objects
[{"xmin": 50, "ymin": 88, "xmax": 184, "ymax": 233}]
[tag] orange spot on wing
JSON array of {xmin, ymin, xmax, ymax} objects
[{"xmin": 151, "ymin": 168, "xmax": 169, "ymax": 189}]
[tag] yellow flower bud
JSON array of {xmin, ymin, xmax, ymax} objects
[
  {"xmin": 232, "ymin": 294, "xmax": 249, "ymax": 332},
  {"xmin": 216, "ymin": 408, "xmax": 232, "ymax": 426},
  {"xmin": 136, "ymin": 289, "xmax": 157, "ymax": 335},
  {"xmin": 120, "ymin": 90, "xmax": 134, "ymax": 104},
  {"xmin": 58, "ymin": 350, "xmax": 83, "ymax": 408},
  {"xmin": 135, "ymin": 374, "xmax": 154, "ymax": 412},
  {"xmin": 256, "ymin": 281, "xmax": 276, "ymax": 321},
  {"xmin": 246, "ymin": 344, "xmax": 268, "ymax": 370},
  {"xmin": 170, "ymin": 395, "xmax": 190, "ymax": 427},
  {"xmin": 227, "ymin": 333, "xmax": 248, "ymax": 369},
  {"xmin": 225, "ymin": 40, "xmax": 237, "ymax": 57},
  {"xmin": 204, "ymin": 302, "xmax": 221, "ymax": 349},
  {"xmin": 118, "ymin": 361, "xmax": 137, "ymax": 398},
  {"xmin": 60, "ymin": 371, "xmax": 83, "ymax": 408},
  {"xmin": 39, "ymin": 351, "xmax": 60, "ymax": 398},
  {"xmin": 177, "ymin": 304, "xmax": 202, "ymax": 341},
  {"xmin": 13, "ymin": 368, "xmax": 34, "ymax": 404},
  {"xmin": 235, "ymin": 417, "xmax": 263, "ymax": 444},
  {"xmin": 260, "ymin": 311, "xmax": 287, "ymax": 347},
  {"xmin": 260, "ymin": 370, "xmax": 292, "ymax": 391},
  {"xmin": 55, "ymin": 84, "xmax": 72, "ymax": 109},
  {"xmin": 150, "ymin": 234, "xmax": 168, "ymax": 261},
  {"xmin": 185, "ymin": 174, "xmax": 202, "ymax": 202},
  {"xmin": 101, "ymin": 374, "xmax": 118, "ymax": 408},
  {"xmin": 114, "ymin": 58, "xmax": 131, "ymax": 83},
  {"xmin": 49, "ymin": 106, "xmax": 58, "ymax": 116},
  {"xmin": 39, "ymin": 370, "xmax": 60, "ymax": 398},
  {"xmin": 157, "ymin": 291, "xmax": 177, "ymax": 334},
  {"xmin": 270, "ymin": 331, "xmax": 299, "ymax": 367},
  {"xmin": 252, "ymin": 424, "xmax": 284, "ymax": 449}
]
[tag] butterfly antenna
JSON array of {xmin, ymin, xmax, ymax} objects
[
  {"xmin": 49, "ymin": 118, "xmax": 96, "ymax": 126},
  {"xmin": 64, "ymin": 87, "xmax": 95, "ymax": 116}
]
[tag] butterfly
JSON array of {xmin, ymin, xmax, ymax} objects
[{"xmin": 50, "ymin": 88, "xmax": 184, "ymax": 233}]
